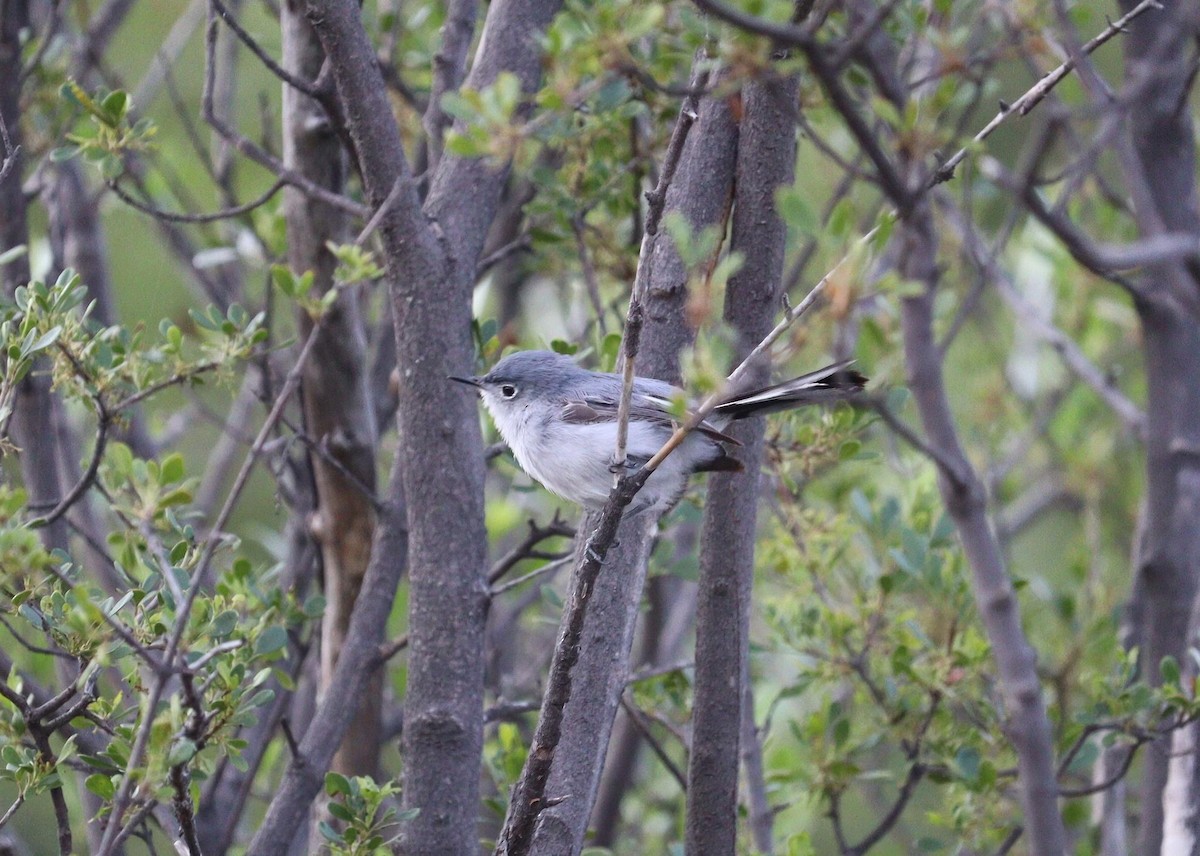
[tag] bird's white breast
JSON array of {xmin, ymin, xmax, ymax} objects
[{"xmin": 482, "ymin": 395, "xmax": 715, "ymax": 513}]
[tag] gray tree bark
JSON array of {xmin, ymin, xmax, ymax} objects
[
  {"xmin": 296, "ymin": 1, "xmax": 562, "ymax": 853},
  {"xmin": 281, "ymin": 0, "xmax": 383, "ymax": 782},
  {"xmin": 247, "ymin": 465, "xmax": 408, "ymax": 856},
  {"xmin": 1115, "ymin": 2, "xmax": 1200, "ymax": 853},
  {"xmin": 685, "ymin": 74, "xmax": 796, "ymax": 856},
  {"xmin": 589, "ymin": 567, "xmax": 697, "ymax": 845},
  {"xmin": 898, "ymin": 211, "xmax": 1066, "ymax": 856}
]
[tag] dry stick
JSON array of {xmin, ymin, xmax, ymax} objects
[
  {"xmin": 94, "ymin": 321, "xmax": 325, "ymax": 856},
  {"xmin": 613, "ymin": 61, "xmax": 710, "ymax": 469},
  {"xmin": 28, "ymin": 393, "xmax": 107, "ymax": 528},
  {"xmin": 492, "ymin": 483, "xmax": 650, "ymax": 856},
  {"xmin": 376, "ymin": 520, "xmax": 573, "ymax": 662},
  {"xmin": 421, "ymin": 0, "xmax": 476, "ymax": 169},
  {"xmin": 107, "ymin": 176, "xmax": 285, "ymax": 223},
  {"xmin": 619, "ymin": 694, "xmax": 688, "ymax": 791},
  {"xmin": 572, "ymin": 212, "xmax": 608, "ymax": 335},
  {"xmin": 209, "ymin": 0, "xmax": 321, "ymax": 97},
  {"xmin": 198, "ymin": 8, "xmax": 367, "ymax": 219},
  {"xmin": 0, "ymin": 794, "xmax": 23, "ymax": 828},
  {"xmin": 931, "ymin": 0, "xmax": 1163, "ymax": 185}
]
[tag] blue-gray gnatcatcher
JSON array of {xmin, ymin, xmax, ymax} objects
[{"xmin": 451, "ymin": 350, "xmax": 866, "ymax": 516}]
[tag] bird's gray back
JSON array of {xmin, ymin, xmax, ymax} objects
[{"xmin": 486, "ymin": 350, "xmax": 680, "ymax": 404}]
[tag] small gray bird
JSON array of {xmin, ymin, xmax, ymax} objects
[{"xmin": 452, "ymin": 350, "xmax": 866, "ymax": 516}]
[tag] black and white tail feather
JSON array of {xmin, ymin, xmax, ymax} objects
[{"xmin": 714, "ymin": 360, "xmax": 867, "ymax": 421}]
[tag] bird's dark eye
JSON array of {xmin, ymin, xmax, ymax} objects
[{"xmin": 501, "ymin": 384, "xmax": 518, "ymax": 399}]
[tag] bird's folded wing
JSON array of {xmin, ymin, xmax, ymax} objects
[{"xmin": 561, "ymin": 395, "xmax": 741, "ymax": 446}]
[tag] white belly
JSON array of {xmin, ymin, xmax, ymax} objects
[{"xmin": 487, "ymin": 401, "xmax": 699, "ymax": 512}]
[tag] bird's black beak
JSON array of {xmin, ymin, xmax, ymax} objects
[{"xmin": 449, "ymin": 375, "xmax": 483, "ymax": 389}]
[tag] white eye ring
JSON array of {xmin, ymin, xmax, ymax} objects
[{"xmin": 500, "ymin": 384, "xmax": 518, "ymax": 399}]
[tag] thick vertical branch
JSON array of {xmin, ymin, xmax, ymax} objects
[
  {"xmin": 1117, "ymin": 2, "xmax": 1200, "ymax": 852},
  {"xmin": 897, "ymin": 207, "xmax": 1066, "ymax": 856},
  {"xmin": 526, "ymin": 81, "xmax": 741, "ymax": 856},
  {"xmin": 282, "ymin": 0, "xmax": 382, "ymax": 781},
  {"xmin": 589, "ymin": 572, "xmax": 698, "ymax": 845},
  {"xmin": 246, "ymin": 472, "xmax": 408, "ymax": 856},
  {"xmin": 301, "ymin": 2, "xmax": 562, "ymax": 854},
  {"xmin": 521, "ymin": 520, "xmax": 658, "ymax": 855},
  {"xmin": 685, "ymin": 73, "xmax": 796, "ymax": 856}
]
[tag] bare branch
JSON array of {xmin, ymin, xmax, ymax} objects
[
  {"xmin": 689, "ymin": 0, "xmax": 815, "ymax": 48},
  {"xmin": 210, "ymin": 0, "xmax": 324, "ymax": 97},
  {"xmin": 200, "ymin": 8, "xmax": 367, "ymax": 218},
  {"xmin": 422, "ymin": 0, "xmax": 478, "ymax": 169},
  {"xmin": 937, "ymin": 194, "xmax": 1148, "ymax": 438},
  {"xmin": 897, "ymin": 209, "xmax": 1067, "ymax": 853},
  {"xmin": 28, "ymin": 391, "xmax": 107, "ymax": 529},
  {"xmin": 106, "ymin": 176, "xmax": 285, "ymax": 223},
  {"xmin": 620, "ymin": 695, "xmax": 688, "ymax": 792},
  {"xmin": 932, "ymin": 0, "xmax": 1163, "ymax": 184},
  {"xmin": 614, "ymin": 57, "xmax": 710, "ymax": 469}
]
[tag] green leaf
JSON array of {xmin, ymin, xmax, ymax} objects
[
  {"xmin": 85, "ymin": 773, "xmax": 115, "ymax": 800},
  {"xmin": 169, "ymin": 540, "xmax": 190, "ymax": 564},
  {"xmin": 1161, "ymin": 655, "xmax": 1181, "ymax": 686},
  {"xmin": 211, "ymin": 610, "xmax": 239, "ymax": 637},
  {"xmin": 189, "ymin": 307, "xmax": 221, "ymax": 331},
  {"xmin": 954, "ymin": 747, "xmax": 980, "ymax": 783},
  {"xmin": 244, "ymin": 689, "xmax": 275, "ymax": 709},
  {"xmin": 828, "ymin": 198, "xmax": 856, "ymax": 238},
  {"xmin": 167, "ymin": 738, "xmax": 197, "ymax": 766},
  {"xmin": 100, "ymin": 154, "xmax": 123, "ymax": 181},
  {"xmin": 302, "ymin": 594, "xmax": 326, "ymax": 619},
  {"xmin": 775, "ymin": 186, "xmax": 818, "ymax": 235},
  {"xmin": 159, "ymin": 453, "xmax": 185, "ymax": 485},
  {"xmin": 254, "ymin": 625, "xmax": 288, "ymax": 657},
  {"xmin": 325, "ymin": 771, "xmax": 352, "ymax": 796},
  {"xmin": 60, "ymin": 80, "xmax": 105, "ymax": 120},
  {"xmin": 317, "ymin": 821, "xmax": 344, "ymax": 845},
  {"xmin": 101, "ymin": 90, "xmax": 128, "ymax": 124},
  {"xmin": 445, "ymin": 132, "xmax": 486, "ymax": 158},
  {"xmin": 832, "ymin": 717, "xmax": 850, "ymax": 747}
]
